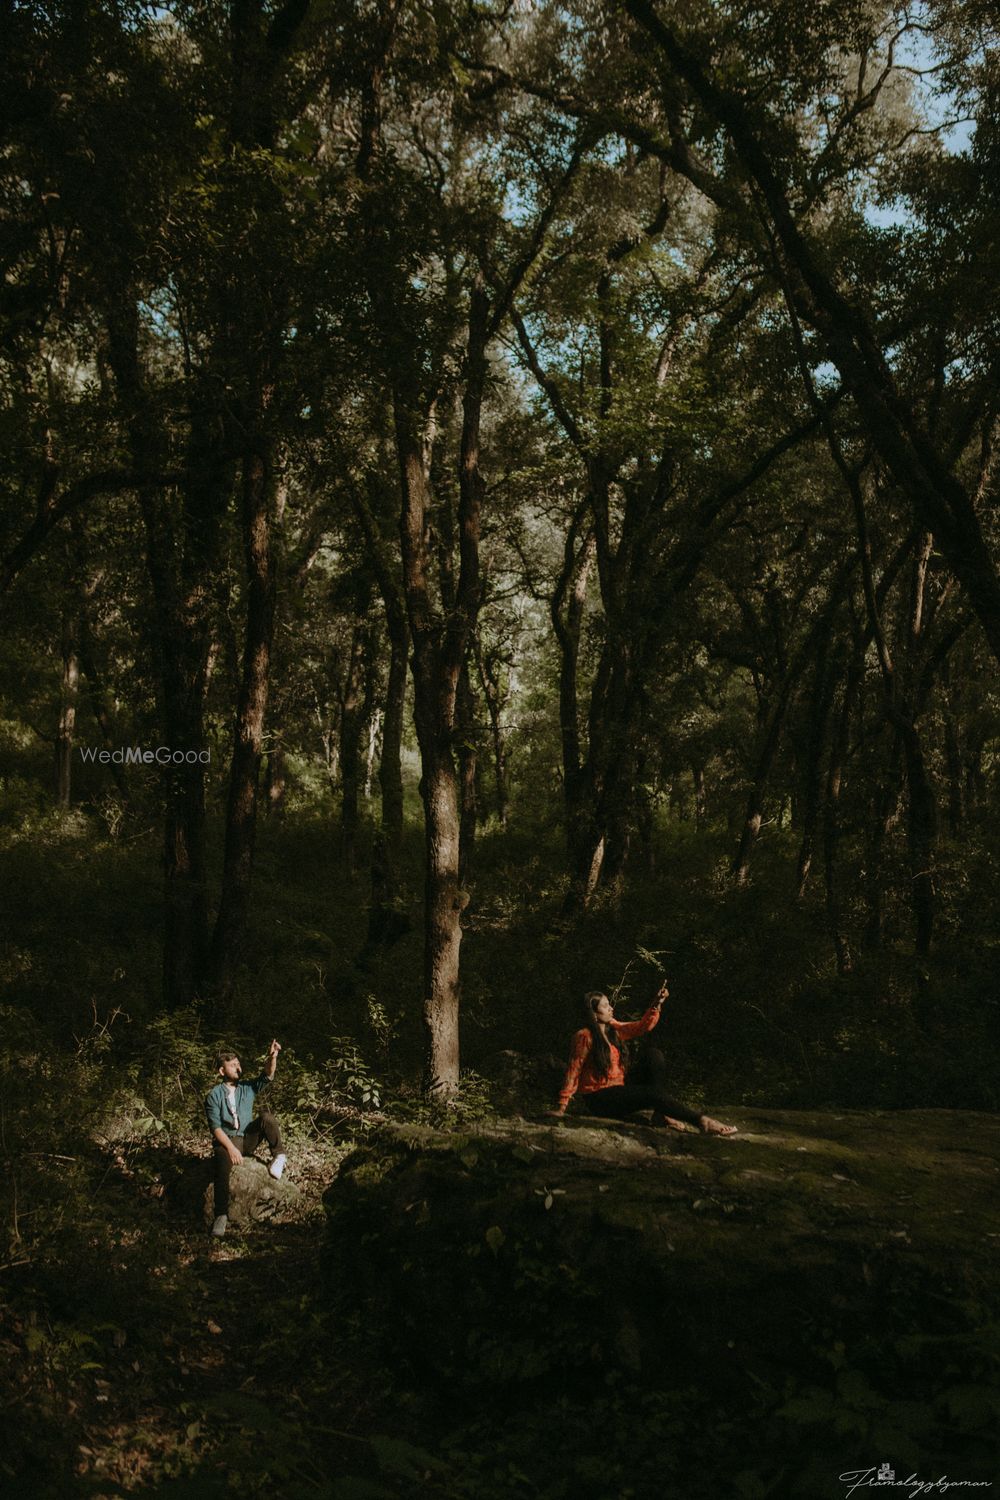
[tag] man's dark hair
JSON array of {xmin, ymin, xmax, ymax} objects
[{"xmin": 214, "ymin": 1049, "xmax": 239, "ymax": 1070}]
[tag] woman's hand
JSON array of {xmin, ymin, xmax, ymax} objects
[{"xmin": 654, "ymin": 980, "xmax": 669, "ymax": 1007}]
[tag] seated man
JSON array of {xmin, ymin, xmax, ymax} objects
[{"xmin": 205, "ymin": 1038, "xmax": 286, "ymax": 1238}]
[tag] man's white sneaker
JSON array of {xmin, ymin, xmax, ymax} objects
[
  {"xmin": 269, "ymin": 1154, "xmax": 286, "ymax": 1181},
  {"xmin": 211, "ymin": 1214, "xmax": 228, "ymax": 1238}
]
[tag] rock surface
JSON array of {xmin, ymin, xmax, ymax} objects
[
  {"xmin": 324, "ymin": 1107, "xmax": 1000, "ymax": 1496},
  {"xmin": 202, "ymin": 1156, "xmax": 300, "ymax": 1229}
]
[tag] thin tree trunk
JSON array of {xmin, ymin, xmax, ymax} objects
[
  {"xmin": 692, "ymin": 765, "xmax": 707, "ymax": 828},
  {"xmin": 264, "ymin": 744, "xmax": 286, "ymax": 817},
  {"xmin": 823, "ymin": 651, "xmax": 862, "ymax": 975},
  {"xmin": 551, "ymin": 509, "xmax": 595, "ymax": 866},
  {"xmin": 864, "ymin": 733, "xmax": 903, "ymax": 951},
  {"xmin": 472, "ymin": 635, "xmax": 510, "ymax": 827},
  {"xmin": 964, "ymin": 730, "xmax": 986, "ymax": 817},
  {"xmin": 941, "ymin": 689, "xmax": 963, "ymax": 836},
  {"xmin": 732, "ymin": 686, "xmax": 791, "ymax": 885},
  {"xmin": 796, "ymin": 644, "xmax": 837, "ymax": 897},
  {"xmin": 55, "ymin": 613, "xmax": 79, "ymax": 808},
  {"xmin": 364, "ymin": 608, "xmax": 409, "ymax": 954},
  {"xmin": 900, "ymin": 722, "xmax": 936, "ymax": 961},
  {"xmin": 456, "ymin": 660, "xmax": 478, "ymax": 885},
  {"xmin": 338, "ymin": 624, "xmax": 367, "ymax": 875},
  {"xmin": 210, "ymin": 445, "xmax": 276, "ymax": 993},
  {"xmin": 351, "ymin": 475, "xmax": 412, "ymax": 956}
]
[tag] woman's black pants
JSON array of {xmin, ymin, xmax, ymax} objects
[
  {"xmin": 212, "ymin": 1110, "xmax": 283, "ymax": 1217},
  {"xmin": 583, "ymin": 1048, "xmax": 703, "ymax": 1127}
]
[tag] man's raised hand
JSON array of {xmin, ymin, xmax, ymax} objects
[
  {"xmin": 655, "ymin": 980, "xmax": 669, "ymax": 1006},
  {"xmin": 265, "ymin": 1038, "xmax": 282, "ymax": 1079}
]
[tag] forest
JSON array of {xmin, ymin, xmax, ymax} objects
[{"xmin": 2, "ymin": 1, "xmax": 999, "ymax": 1496}]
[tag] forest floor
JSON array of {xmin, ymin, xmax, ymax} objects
[
  {"xmin": 6, "ymin": 1105, "xmax": 1000, "ymax": 1498},
  {"xmin": 3, "ymin": 1127, "xmax": 387, "ymax": 1498}
]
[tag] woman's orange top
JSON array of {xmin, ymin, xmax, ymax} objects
[{"xmin": 556, "ymin": 1006, "xmax": 661, "ymax": 1111}]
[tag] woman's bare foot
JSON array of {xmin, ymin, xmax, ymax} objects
[
  {"xmin": 652, "ymin": 1111, "xmax": 694, "ymax": 1132},
  {"xmin": 699, "ymin": 1116, "xmax": 738, "ymax": 1136}
]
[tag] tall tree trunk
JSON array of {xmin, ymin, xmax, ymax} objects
[
  {"xmin": 823, "ymin": 651, "xmax": 862, "ymax": 975},
  {"xmin": 551, "ymin": 509, "xmax": 595, "ymax": 868},
  {"xmin": 395, "ymin": 283, "xmax": 486, "ymax": 1093},
  {"xmin": 941, "ymin": 696, "xmax": 964, "ymax": 836},
  {"xmin": 473, "ymin": 634, "xmax": 510, "ymax": 827},
  {"xmin": 338, "ymin": 624, "xmax": 367, "ymax": 875},
  {"xmin": 351, "ymin": 475, "xmax": 412, "ymax": 957},
  {"xmin": 264, "ymin": 744, "xmax": 286, "ymax": 817},
  {"xmin": 864, "ymin": 733, "xmax": 903, "ymax": 952},
  {"xmin": 396, "ymin": 417, "xmax": 467, "ymax": 1091},
  {"xmin": 77, "ymin": 640, "xmax": 129, "ymax": 803},
  {"xmin": 964, "ymin": 730, "xmax": 986, "ymax": 818},
  {"xmin": 55, "ymin": 612, "xmax": 79, "ymax": 808},
  {"xmin": 210, "ymin": 444, "xmax": 276, "ymax": 994},
  {"xmin": 900, "ymin": 721, "xmax": 936, "ymax": 961},
  {"xmin": 69, "ymin": 519, "xmax": 130, "ymax": 802},
  {"xmin": 456, "ymin": 659, "xmax": 478, "ymax": 885},
  {"xmin": 364, "ymin": 606, "xmax": 409, "ymax": 954},
  {"xmin": 731, "ymin": 686, "xmax": 791, "ymax": 885},
  {"xmin": 692, "ymin": 765, "xmax": 708, "ymax": 828},
  {"xmin": 795, "ymin": 643, "xmax": 837, "ymax": 897}
]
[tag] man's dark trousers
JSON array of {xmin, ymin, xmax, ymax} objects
[{"xmin": 212, "ymin": 1111, "xmax": 283, "ymax": 1217}]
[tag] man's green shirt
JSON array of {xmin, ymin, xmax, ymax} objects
[{"xmin": 205, "ymin": 1074, "xmax": 270, "ymax": 1139}]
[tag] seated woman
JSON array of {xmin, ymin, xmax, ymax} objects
[{"xmin": 550, "ymin": 983, "xmax": 737, "ymax": 1135}]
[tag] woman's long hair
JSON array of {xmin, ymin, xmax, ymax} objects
[{"xmin": 580, "ymin": 990, "xmax": 628, "ymax": 1082}]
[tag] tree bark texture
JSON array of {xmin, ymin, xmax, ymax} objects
[
  {"xmin": 394, "ymin": 282, "xmax": 487, "ymax": 1093},
  {"xmin": 211, "ymin": 446, "xmax": 277, "ymax": 993},
  {"xmin": 55, "ymin": 612, "xmax": 79, "ymax": 808}
]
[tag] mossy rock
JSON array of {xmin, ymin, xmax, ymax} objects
[
  {"xmin": 201, "ymin": 1157, "xmax": 301, "ymax": 1229},
  {"xmin": 324, "ymin": 1108, "xmax": 1000, "ymax": 1498}
]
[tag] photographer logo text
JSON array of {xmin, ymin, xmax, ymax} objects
[{"xmin": 840, "ymin": 1465, "xmax": 992, "ymax": 1498}]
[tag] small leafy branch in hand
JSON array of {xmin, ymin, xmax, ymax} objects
[{"xmin": 609, "ymin": 946, "xmax": 672, "ymax": 1006}]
